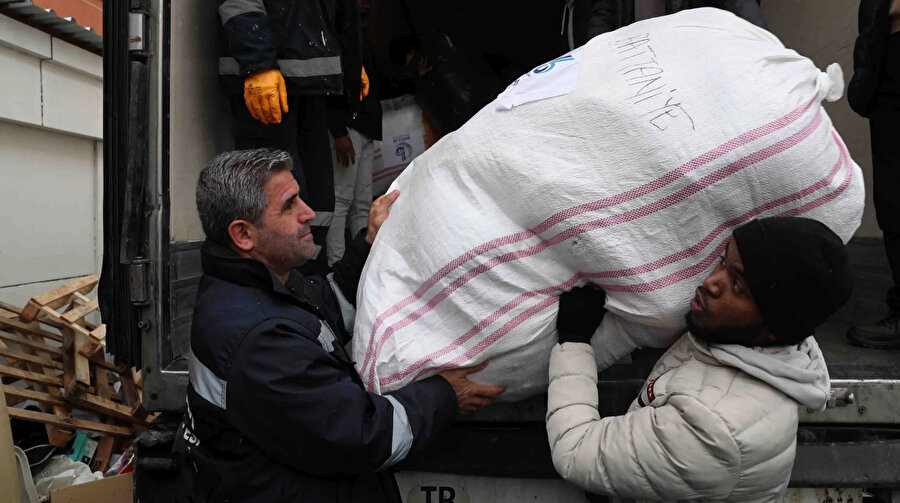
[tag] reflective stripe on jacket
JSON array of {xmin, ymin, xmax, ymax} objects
[{"xmin": 217, "ymin": 0, "xmax": 343, "ymax": 95}]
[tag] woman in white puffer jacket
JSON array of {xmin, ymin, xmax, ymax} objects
[{"xmin": 547, "ymin": 217, "xmax": 851, "ymax": 501}]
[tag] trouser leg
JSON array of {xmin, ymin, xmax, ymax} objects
[
  {"xmin": 230, "ymin": 96, "xmax": 306, "ymax": 199},
  {"xmin": 327, "ymin": 128, "xmax": 363, "ymax": 265},
  {"xmin": 885, "ymin": 231, "xmax": 900, "ymax": 312},
  {"xmin": 295, "ymin": 95, "xmax": 335, "ymax": 275},
  {"xmin": 350, "ymin": 133, "xmax": 375, "ymax": 236},
  {"xmin": 870, "ymin": 35, "xmax": 900, "ymax": 311}
]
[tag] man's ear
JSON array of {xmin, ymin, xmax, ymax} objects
[{"xmin": 227, "ymin": 220, "xmax": 257, "ymax": 253}]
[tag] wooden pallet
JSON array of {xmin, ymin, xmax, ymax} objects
[{"xmin": 0, "ymin": 276, "xmax": 151, "ymax": 446}]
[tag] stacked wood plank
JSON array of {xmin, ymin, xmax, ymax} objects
[{"xmin": 0, "ymin": 275, "xmax": 152, "ymax": 447}]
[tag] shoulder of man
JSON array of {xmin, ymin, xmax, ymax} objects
[
  {"xmin": 192, "ymin": 273, "xmax": 329, "ymax": 375},
  {"xmin": 629, "ymin": 354, "xmax": 797, "ymax": 498},
  {"xmin": 638, "ymin": 334, "xmax": 799, "ymax": 425},
  {"xmin": 639, "ymin": 341, "xmax": 799, "ymax": 473}
]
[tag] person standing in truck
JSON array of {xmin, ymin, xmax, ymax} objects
[
  {"xmin": 217, "ymin": 0, "xmax": 358, "ymax": 274},
  {"xmin": 846, "ymin": 0, "xmax": 900, "ymax": 350},
  {"xmin": 325, "ymin": 1, "xmax": 382, "ymax": 267},
  {"xmin": 547, "ymin": 217, "xmax": 850, "ymax": 500},
  {"xmin": 179, "ymin": 148, "xmax": 504, "ymax": 502}
]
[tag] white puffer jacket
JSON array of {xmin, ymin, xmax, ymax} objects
[{"xmin": 546, "ymin": 333, "xmax": 830, "ymax": 502}]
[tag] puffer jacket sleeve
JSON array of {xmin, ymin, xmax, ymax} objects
[
  {"xmin": 591, "ymin": 310, "xmax": 680, "ymax": 371},
  {"xmin": 218, "ymin": 0, "xmax": 279, "ymax": 76},
  {"xmin": 546, "ymin": 343, "xmax": 741, "ymax": 500},
  {"xmin": 226, "ymin": 318, "xmax": 457, "ymax": 476}
]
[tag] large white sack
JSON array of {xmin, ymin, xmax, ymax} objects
[{"xmin": 353, "ymin": 8, "xmax": 865, "ymax": 400}]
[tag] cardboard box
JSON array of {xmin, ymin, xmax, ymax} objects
[
  {"xmin": 49, "ymin": 472, "xmax": 133, "ymax": 503},
  {"xmin": 68, "ymin": 432, "xmax": 98, "ymax": 465}
]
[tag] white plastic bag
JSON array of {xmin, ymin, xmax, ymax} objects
[
  {"xmin": 32, "ymin": 455, "xmax": 102, "ymax": 501},
  {"xmin": 354, "ymin": 8, "xmax": 864, "ymax": 400}
]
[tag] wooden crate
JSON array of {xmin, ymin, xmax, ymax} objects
[{"xmin": 0, "ymin": 276, "xmax": 152, "ymax": 447}]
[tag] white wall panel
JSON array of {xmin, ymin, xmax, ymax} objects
[
  {"xmin": 41, "ymin": 61, "xmax": 102, "ymax": 139},
  {"xmin": 0, "ymin": 15, "xmax": 51, "ymax": 59},
  {"xmin": 169, "ymin": 0, "xmax": 234, "ymax": 242},
  {"xmin": 51, "ymin": 38, "xmax": 102, "ymax": 79},
  {"xmin": 0, "ymin": 45, "xmax": 42, "ymax": 126},
  {"xmin": 0, "ymin": 121, "xmax": 98, "ymax": 288}
]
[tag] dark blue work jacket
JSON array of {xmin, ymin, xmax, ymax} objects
[
  {"xmin": 217, "ymin": 0, "xmax": 349, "ymax": 95},
  {"xmin": 179, "ymin": 234, "xmax": 456, "ymax": 502}
]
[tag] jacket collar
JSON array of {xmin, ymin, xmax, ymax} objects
[
  {"xmin": 708, "ymin": 335, "xmax": 831, "ymax": 410},
  {"xmin": 683, "ymin": 333, "xmax": 721, "ymax": 365},
  {"xmin": 687, "ymin": 332, "xmax": 831, "ymax": 410},
  {"xmin": 200, "ymin": 240, "xmax": 311, "ymax": 305}
]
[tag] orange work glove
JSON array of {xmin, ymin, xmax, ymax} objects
[
  {"xmin": 244, "ymin": 69, "xmax": 289, "ymax": 125},
  {"xmin": 360, "ymin": 65, "xmax": 370, "ymax": 101}
]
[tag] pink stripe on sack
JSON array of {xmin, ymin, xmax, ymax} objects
[
  {"xmin": 363, "ymin": 110, "xmax": 824, "ymax": 388},
  {"xmin": 586, "ymin": 129, "xmax": 844, "ymax": 281},
  {"xmin": 378, "ymin": 274, "xmax": 584, "ymax": 387},
  {"xmin": 403, "ymin": 135, "xmax": 847, "ymax": 380},
  {"xmin": 358, "ymin": 95, "xmax": 819, "ymax": 380},
  {"xmin": 597, "ymin": 133, "xmax": 853, "ymax": 294},
  {"xmin": 781, "ymin": 131, "xmax": 854, "ymax": 217},
  {"xmin": 395, "ymin": 132, "xmax": 854, "ymax": 380},
  {"xmin": 408, "ymin": 294, "xmax": 563, "ymax": 384}
]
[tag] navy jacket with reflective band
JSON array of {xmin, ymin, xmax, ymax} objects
[
  {"xmin": 217, "ymin": 0, "xmax": 344, "ymax": 95},
  {"xmin": 179, "ymin": 233, "xmax": 457, "ymax": 503}
]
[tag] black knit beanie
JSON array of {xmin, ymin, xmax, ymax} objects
[{"xmin": 732, "ymin": 217, "xmax": 852, "ymax": 344}]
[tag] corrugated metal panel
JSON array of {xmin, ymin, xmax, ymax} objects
[{"xmin": 0, "ymin": 0, "xmax": 102, "ymax": 53}]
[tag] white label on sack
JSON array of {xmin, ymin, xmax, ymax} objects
[
  {"xmin": 384, "ymin": 128, "xmax": 426, "ymax": 169},
  {"xmin": 495, "ymin": 47, "xmax": 583, "ymax": 110}
]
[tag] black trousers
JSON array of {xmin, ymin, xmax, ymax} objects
[
  {"xmin": 230, "ymin": 94, "xmax": 334, "ymax": 275},
  {"xmin": 870, "ymin": 33, "xmax": 900, "ymax": 310}
]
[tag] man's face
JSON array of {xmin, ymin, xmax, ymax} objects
[
  {"xmin": 253, "ymin": 170, "xmax": 316, "ymax": 274},
  {"xmin": 686, "ymin": 239, "xmax": 769, "ymax": 345}
]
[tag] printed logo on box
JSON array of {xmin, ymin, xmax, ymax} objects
[
  {"xmin": 391, "ymin": 133, "xmax": 415, "ymax": 163},
  {"xmin": 395, "ymin": 141, "xmax": 412, "ymax": 162}
]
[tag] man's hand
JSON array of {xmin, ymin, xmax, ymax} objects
[
  {"xmin": 438, "ymin": 362, "xmax": 505, "ymax": 413},
  {"xmin": 244, "ymin": 69, "xmax": 289, "ymax": 125},
  {"xmin": 333, "ymin": 135, "xmax": 356, "ymax": 167},
  {"xmin": 365, "ymin": 190, "xmax": 400, "ymax": 244},
  {"xmin": 557, "ymin": 285, "xmax": 607, "ymax": 345}
]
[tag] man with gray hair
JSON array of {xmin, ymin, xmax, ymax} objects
[{"xmin": 178, "ymin": 148, "xmax": 504, "ymax": 502}]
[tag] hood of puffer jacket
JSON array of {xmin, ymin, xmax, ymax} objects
[{"xmin": 707, "ymin": 336, "xmax": 831, "ymax": 411}]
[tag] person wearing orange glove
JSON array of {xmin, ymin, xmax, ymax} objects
[
  {"xmin": 217, "ymin": 0, "xmax": 361, "ymax": 274},
  {"xmin": 243, "ymin": 68, "xmax": 289, "ymax": 126}
]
